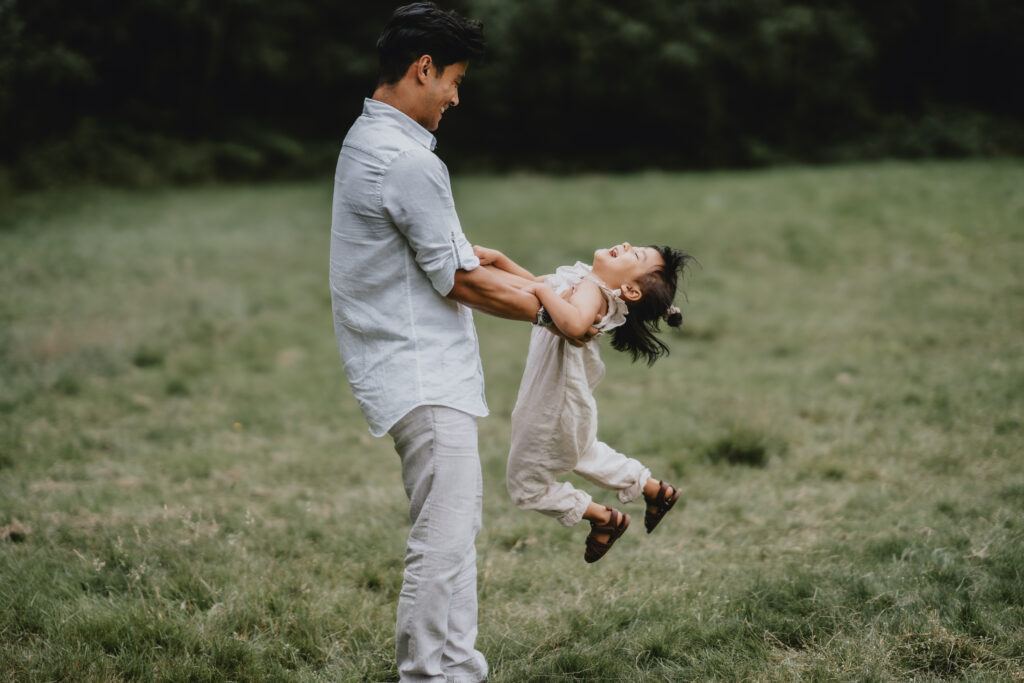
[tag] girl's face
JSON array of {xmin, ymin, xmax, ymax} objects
[{"xmin": 592, "ymin": 242, "xmax": 664, "ymax": 299}]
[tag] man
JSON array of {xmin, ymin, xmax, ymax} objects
[{"xmin": 329, "ymin": 4, "xmax": 571, "ymax": 681}]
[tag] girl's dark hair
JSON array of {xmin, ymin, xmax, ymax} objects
[
  {"xmin": 377, "ymin": 3, "xmax": 486, "ymax": 85},
  {"xmin": 610, "ymin": 246, "xmax": 694, "ymax": 366}
]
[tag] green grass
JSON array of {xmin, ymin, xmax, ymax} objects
[{"xmin": 1, "ymin": 161, "xmax": 1023, "ymax": 680}]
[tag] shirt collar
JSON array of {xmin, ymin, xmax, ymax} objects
[{"xmin": 362, "ymin": 98, "xmax": 437, "ymax": 151}]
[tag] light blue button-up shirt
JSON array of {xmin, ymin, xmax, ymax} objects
[{"xmin": 330, "ymin": 98, "xmax": 488, "ymax": 436}]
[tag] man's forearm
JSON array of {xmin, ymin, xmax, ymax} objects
[{"xmin": 448, "ymin": 267, "xmax": 540, "ymax": 322}]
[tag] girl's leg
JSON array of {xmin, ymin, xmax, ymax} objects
[
  {"xmin": 572, "ymin": 440, "xmax": 651, "ymax": 504},
  {"xmin": 506, "ymin": 476, "xmax": 592, "ymax": 527},
  {"xmin": 507, "ymin": 443, "xmax": 592, "ymax": 527},
  {"xmin": 575, "ymin": 441, "xmax": 682, "ymax": 533}
]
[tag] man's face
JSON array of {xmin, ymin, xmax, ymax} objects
[{"xmin": 417, "ymin": 60, "xmax": 467, "ymax": 132}]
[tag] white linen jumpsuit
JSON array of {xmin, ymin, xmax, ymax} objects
[{"xmin": 507, "ymin": 262, "xmax": 652, "ymax": 527}]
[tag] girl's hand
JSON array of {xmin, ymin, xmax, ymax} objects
[{"xmin": 473, "ymin": 245, "xmax": 502, "ymax": 266}]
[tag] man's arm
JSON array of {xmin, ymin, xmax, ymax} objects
[
  {"xmin": 448, "ymin": 266, "xmax": 603, "ymax": 346},
  {"xmin": 447, "ymin": 266, "xmax": 541, "ymax": 322}
]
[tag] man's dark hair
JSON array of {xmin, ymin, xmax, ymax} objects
[{"xmin": 377, "ymin": 3, "xmax": 486, "ymax": 85}]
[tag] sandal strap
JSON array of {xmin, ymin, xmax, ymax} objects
[
  {"xmin": 644, "ymin": 481, "xmax": 680, "ymax": 533},
  {"xmin": 591, "ymin": 507, "xmax": 621, "ymax": 532},
  {"xmin": 584, "ymin": 507, "xmax": 630, "ymax": 563},
  {"xmin": 646, "ymin": 481, "xmax": 675, "ymax": 512}
]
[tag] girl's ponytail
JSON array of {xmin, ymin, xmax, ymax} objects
[{"xmin": 663, "ymin": 304, "xmax": 683, "ymax": 328}]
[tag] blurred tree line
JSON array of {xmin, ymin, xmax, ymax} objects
[{"xmin": 1, "ymin": 0, "xmax": 1022, "ymax": 187}]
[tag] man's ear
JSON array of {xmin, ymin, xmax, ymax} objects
[
  {"xmin": 620, "ymin": 282, "xmax": 643, "ymax": 302},
  {"xmin": 414, "ymin": 55, "xmax": 434, "ymax": 84}
]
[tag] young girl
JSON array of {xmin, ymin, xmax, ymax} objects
[{"xmin": 474, "ymin": 242, "xmax": 692, "ymax": 563}]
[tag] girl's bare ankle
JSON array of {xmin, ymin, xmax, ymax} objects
[{"xmin": 584, "ymin": 503, "xmax": 612, "ymax": 525}]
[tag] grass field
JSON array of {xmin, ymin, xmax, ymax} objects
[{"xmin": 1, "ymin": 161, "xmax": 1023, "ymax": 681}]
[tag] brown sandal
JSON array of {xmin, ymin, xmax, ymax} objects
[
  {"xmin": 584, "ymin": 506, "xmax": 630, "ymax": 563},
  {"xmin": 644, "ymin": 481, "xmax": 681, "ymax": 533}
]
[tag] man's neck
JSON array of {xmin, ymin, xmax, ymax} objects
[{"xmin": 373, "ymin": 83, "xmax": 417, "ymax": 122}]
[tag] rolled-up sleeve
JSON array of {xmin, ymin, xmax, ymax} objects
[{"xmin": 381, "ymin": 148, "xmax": 480, "ymax": 296}]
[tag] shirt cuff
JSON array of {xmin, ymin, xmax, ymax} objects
[{"xmin": 433, "ymin": 232, "xmax": 480, "ymax": 295}]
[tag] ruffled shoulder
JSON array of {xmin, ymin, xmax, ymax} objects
[
  {"xmin": 591, "ymin": 284, "xmax": 628, "ymax": 333},
  {"xmin": 545, "ymin": 262, "xmax": 628, "ymax": 333},
  {"xmin": 546, "ymin": 261, "xmax": 591, "ymax": 295}
]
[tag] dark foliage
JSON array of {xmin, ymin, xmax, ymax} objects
[{"xmin": 1, "ymin": 0, "xmax": 1022, "ymax": 186}]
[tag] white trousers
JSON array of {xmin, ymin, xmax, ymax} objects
[{"xmin": 388, "ymin": 405, "xmax": 488, "ymax": 683}]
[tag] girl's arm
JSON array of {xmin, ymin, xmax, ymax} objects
[
  {"xmin": 526, "ymin": 280, "xmax": 607, "ymax": 339},
  {"xmin": 474, "ymin": 246, "xmax": 545, "ymax": 282},
  {"xmin": 470, "ymin": 246, "xmax": 602, "ymax": 341},
  {"xmin": 480, "ymin": 264, "xmax": 537, "ymax": 289}
]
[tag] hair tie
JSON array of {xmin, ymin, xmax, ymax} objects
[{"xmin": 663, "ymin": 304, "xmax": 680, "ymax": 321}]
